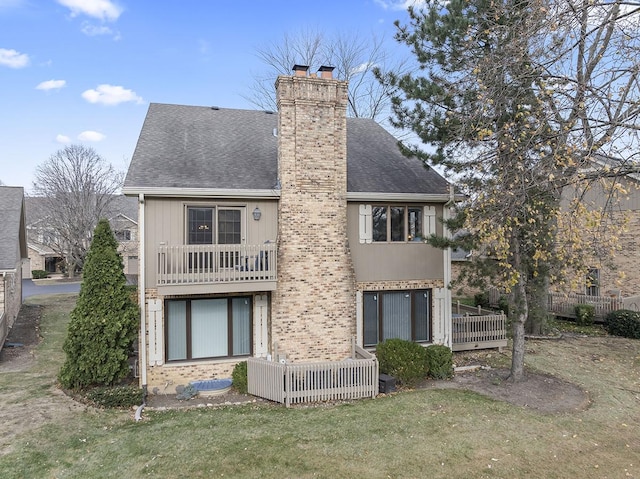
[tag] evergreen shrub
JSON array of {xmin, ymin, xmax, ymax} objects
[
  {"xmin": 31, "ymin": 269, "xmax": 48, "ymax": 279},
  {"xmin": 232, "ymin": 361, "xmax": 248, "ymax": 394},
  {"xmin": 605, "ymin": 309, "xmax": 640, "ymax": 339},
  {"xmin": 84, "ymin": 385, "xmax": 142, "ymax": 408},
  {"xmin": 376, "ymin": 338, "xmax": 428, "ymax": 387},
  {"xmin": 474, "ymin": 292, "xmax": 489, "ymax": 308},
  {"xmin": 59, "ymin": 219, "xmax": 139, "ymax": 390},
  {"xmin": 498, "ymin": 296, "xmax": 510, "ymax": 316},
  {"xmin": 574, "ymin": 304, "xmax": 595, "ymax": 326},
  {"xmin": 425, "ymin": 344, "xmax": 454, "ymax": 379}
]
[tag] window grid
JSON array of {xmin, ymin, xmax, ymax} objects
[{"xmin": 371, "ymin": 206, "xmax": 425, "ymax": 243}]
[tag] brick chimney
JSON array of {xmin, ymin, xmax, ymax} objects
[{"xmin": 271, "ymin": 66, "xmax": 356, "ymax": 362}]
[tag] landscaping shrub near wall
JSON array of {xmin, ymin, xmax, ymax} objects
[
  {"xmin": 425, "ymin": 344, "xmax": 453, "ymax": 379},
  {"xmin": 31, "ymin": 270, "xmax": 48, "ymax": 279},
  {"xmin": 232, "ymin": 361, "xmax": 248, "ymax": 394},
  {"xmin": 376, "ymin": 338, "xmax": 427, "ymax": 387},
  {"xmin": 605, "ymin": 309, "xmax": 640, "ymax": 339},
  {"xmin": 575, "ymin": 304, "xmax": 595, "ymax": 326}
]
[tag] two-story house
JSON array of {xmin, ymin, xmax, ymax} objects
[
  {"xmin": 123, "ymin": 66, "xmax": 456, "ymax": 393},
  {"xmin": 0, "ymin": 186, "xmax": 27, "ymax": 347},
  {"xmin": 24, "ymin": 195, "xmax": 139, "ymax": 278}
]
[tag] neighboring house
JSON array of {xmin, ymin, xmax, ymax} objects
[
  {"xmin": 123, "ymin": 66, "xmax": 457, "ymax": 393},
  {"xmin": 559, "ymin": 162, "xmax": 640, "ymax": 299},
  {"xmin": 0, "ymin": 186, "xmax": 27, "ymax": 347},
  {"xmin": 24, "ymin": 195, "xmax": 139, "ymax": 278}
]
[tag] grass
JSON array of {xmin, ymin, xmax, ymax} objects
[
  {"xmin": 0, "ymin": 295, "xmax": 639, "ymax": 478},
  {"xmin": 545, "ymin": 317, "xmax": 608, "ymax": 336}
]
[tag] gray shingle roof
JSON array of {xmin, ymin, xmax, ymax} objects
[
  {"xmin": 124, "ymin": 103, "xmax": 450, "ymax": 196},
  {"xmin": 0, "ymin": 186, "xmax": 26, "ymax": 270}
]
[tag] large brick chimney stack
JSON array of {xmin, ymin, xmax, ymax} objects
[{"xmin": 272, "ymin": 65, "xmax": 356, "ymax": 361}]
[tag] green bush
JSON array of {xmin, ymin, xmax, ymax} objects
[
  {"xmin": 474, "ymin": 292, "xmax": 489, "ymax": 308},
  {"xmin": 574, "ymin": 304, "xmax": 595, "ymax": 326},
  {"xmin": 84, "ymin": 385, "xmax": 142, "ymax": 408},
  {"xmin": 31, "ymin": 270, "xmax": 48, "ymax": 279},
  {"xmin": 232, "ymin": 361, "xmax": 248, "ymax": 394},
  {"xmin": 498, "ymin": 296, "xmax": 509, "ymax": 316},
  {"xmin": 605, "ymin": 309, "xmax": 640, "ymax": 339},
  {"xmin": 425, "ymin": 344, "xmax": 454, "ymax": 379},
  {"xmin": 376, "ymin": 338, "xmax": 428, "ymax": 387},
  {"xmin": 59, "ymin": 219, "xmax": 139, "ymax": 390}
]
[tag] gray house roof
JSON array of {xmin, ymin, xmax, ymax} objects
[
  {"xmin": 124, "ymin": 103, "xmax": 451, "ymax": 197},
  {"xmin": 0, "ymin": 186, "xmax": 27, "ymax": 270}
]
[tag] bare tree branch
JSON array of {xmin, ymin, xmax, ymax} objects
[{"xmin": 32, "ymin": 144, "xmax": 123, "ymax": 276}]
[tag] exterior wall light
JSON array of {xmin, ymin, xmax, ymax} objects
[{"xmin": 253, "ymin": 207, "xmax": 262, "ymax": 221}]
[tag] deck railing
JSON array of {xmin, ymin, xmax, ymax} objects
[
  {"xmin": 247, "ymin": 346, "xmax": 379, "ymax": 407},
  {"xmin": 157, "ymin": 243, "xmax": 277, "ymax": 285},
  {"xmin": 452, "ymin": 313, "xmax": 508, "ymax": 351}
]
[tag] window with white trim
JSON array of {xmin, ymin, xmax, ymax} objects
[
  {"xmin": 359, "ymin": 205, "xmax": 436, "ymax": 243},
  {"xmin": 363, "ymin": 290, "xmax": 431, "ymax": 346},
  {"xmin": 166, "ymin": 296, "xmax": 252, "ymax": 361}
]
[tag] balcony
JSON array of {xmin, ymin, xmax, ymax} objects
[{"xmin": 156, "ymin": 243, "xmax": 277, "ymax": 294}]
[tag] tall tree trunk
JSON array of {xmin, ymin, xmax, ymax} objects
[
  {"xmin": 525, "ymin": 272, "xmax": 548, "ymax": 335},
  {"xmin": 509, "ymin": 237, "xmax": 528, "ymax": 382}
]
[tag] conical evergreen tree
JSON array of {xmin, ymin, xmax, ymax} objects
[{"xmin": 59, "ymin": 219, "xmax": 139, "ymax": 389}]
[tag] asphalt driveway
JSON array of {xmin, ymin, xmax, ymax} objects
[{"xmin": 22, "ymin": 279, "xmax": 81, "ymax": 299}]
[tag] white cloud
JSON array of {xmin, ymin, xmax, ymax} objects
[
  {"xmin": 57, "ymin": 0, "xmax": 122, "ymax": 21},
  {"xmin": 374, "ymin": 0, "xmax": 424, "ymax": 10},
  {"xmin": 78, "ymin": 130, "xmax": 105, "ymax": 142},
  {"xmin": 81, "ymin": 84, "xmax": 143, "ymax": 105},
  {"xmin": 36, "ymin": 79, "xmax": 66, "ymax": 91},
  {"xmin": 350, "ymin": 62, "xmax": 376, "ymax": 75},
  {"xmin": 56, "ymin": 134, "xmax": 71, "ymax": 144},
  {"xmin": 81, "ymin": 23, "xmax": 112, "ymax": 36},
  {"xmin": 0, "ymin": 48, "xmax": 29, "ymax": 68}
]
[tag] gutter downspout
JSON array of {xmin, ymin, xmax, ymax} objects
[
  {"xmin": 138, "ymin": 193, "xmax": 148, "ymax": 402},
  {"xmin": 442, "ymin": 185, "xmax": 455, "ymax": 348}
]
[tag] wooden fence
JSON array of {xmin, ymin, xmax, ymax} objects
[
  {"xmin": 452, "ymin": 312, "xmax": 508, "ymax": 351},
  {"xmin": 247, "ymin": 345, "xmax": 379, "ymax": 407},
  {"xmin": 547, "ymin": 292, "xmax": 625, "ymax": 320}
]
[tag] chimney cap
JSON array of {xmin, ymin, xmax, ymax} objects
[
  {"xmin": 292, "ymin": 65, "xmax": 309, "ymax": 76},
  {"xmin": 318, "ymin": 65, "xmax": 335, "ymax": 72}
]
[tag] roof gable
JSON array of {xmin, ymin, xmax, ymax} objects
[{"xmin": 124, "ymin": 103, "xmax": 450, "ymax": 197}]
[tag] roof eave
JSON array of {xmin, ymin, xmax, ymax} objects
[
  {"xmin": 346, "ymin": 192, "xmax": 462, "ymax": 202},
  {"xmin": 122, "ymin": 187, "xmax": 281, "ymax": 199}
]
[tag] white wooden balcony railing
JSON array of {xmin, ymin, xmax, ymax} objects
[{"xmin": 157, "ymin": 243, "xmax": 277, "ymax": 285}]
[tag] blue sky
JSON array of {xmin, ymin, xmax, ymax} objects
[{"xmin": 0, "ymin": 0, "xmax": 417, "ymax": 192}]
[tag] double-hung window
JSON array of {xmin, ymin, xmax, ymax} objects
[
  {"xmin": 363, "ymin": 290, "xmax": 431, "ymax": 347},
  {"xmin": 166, "ymin": 296, "xmax": 252, "ymax": 361}
]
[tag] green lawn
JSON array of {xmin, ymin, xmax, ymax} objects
[{"xmin": 0, "ymin": 295, "xmax": 638, "ymax": 479}]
